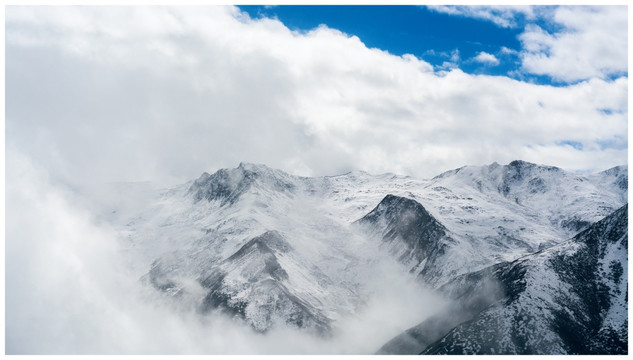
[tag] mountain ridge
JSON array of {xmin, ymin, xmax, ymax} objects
[{"xmin": 109, "ymin": 160, "xmax": 627, "ymax": 354}]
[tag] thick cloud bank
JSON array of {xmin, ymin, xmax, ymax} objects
[{"xmin": 6, "ymin": 6, "xmax": 627, "ymax": 187}]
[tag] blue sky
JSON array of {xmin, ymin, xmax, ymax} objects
[
  {"xmin": 238, "ymin": 5, "xmax": 624, "ymax": 85},
  {"xmin": 239, "ymin": 6, "xmax": 521, "ymax": 77}
]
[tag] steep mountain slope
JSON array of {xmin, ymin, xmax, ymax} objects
[
  {"xmin": 109, "ymin": 160, "xmax": 627, "ymax": 345},
  {"xmin": 381, "ymin": 204, "xmax": 628, "ymax": 355},
  {"xmin": 355, "ymin": 195, "xmax": 454, "ymax": 281},
  {"xmin": 354, "ymin": 194, "xmax": 482, "ymax": 285}
]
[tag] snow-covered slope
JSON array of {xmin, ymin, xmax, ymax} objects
[
  {"xmin": 405, "ymin": 160, "xmax": 627, "ymax": 283},
  {"xmin": 586, "ymin": 165, "xmax": 628, "ymax": 204},
  {"xmin": 108, "ymin": 160, "xmax": 627, "ymax": 349},
  {"xmin": 125, "ymin": 163, "xmax": 423, "ymax": 334},
  {"xmin": 381, "ymin": 204, "xmax": 628, "ymax": 355},
  {"xmin": 427, "ymin": 160, "xmax": 623, "ymax": 246}
]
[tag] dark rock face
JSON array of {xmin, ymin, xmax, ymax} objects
[
  {"xmin": 197, "ymin": 230, "xmax": 330, "ymax": 335},
  {"xmin": 224, "ymin": 231, "xmax": 292, "ymax": 282},
  {"xmin": 559, "ymin": 216, "xmax": 593, "ymax": 233},
  {"xmin": 199, "ymin": 270, "xmax": 247, "ymax": 318},
  {"xmin": 187, "ymin": 163, "xmax": 296, "ymax": 205},
  {"xmin": 379, "ymin": 204, "xmax": 628, "ymax": 355},
  {"xmin": 355, "ymin": 195, "xmax": 453, "ymax": 281},
  {"xmin": 200, "ymin": 276, "xmax": 330, "ymax": 335},
  {"xmin": 548, "ymin": 204, "xmax": 628, "ymax": 355},
  {"xmin": 499, "ymin": 160, "xmax": 561, "ymax": 197},
  {"xmin": 187, "ymin": 169, "xmax": 252, "ymax": 205}
]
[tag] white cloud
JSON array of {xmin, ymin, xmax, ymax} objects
[
  {"xmin": 473, "ymin": 51, "xmax": 500, "ymax": 66},
  {"xmin": 500, "ymin": 46, "xmax": 518, "ymax": 55},
  {"xmin": 429, "ymin": 5, "xmax": 627, "ymax": 83},
  {"xmin": 5, "ymin": 5, "xmax": 627, "ymax": 186},
  {"xmin": 519, "ymin": 6, "xmax": 628, "ymax": 82},
  {"xmin": 427, "ymin": 5, "xmax": 535, "ymax": 28}
]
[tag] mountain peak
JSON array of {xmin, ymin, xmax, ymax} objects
[
  {"xmin": 598, "ymin": 164, "xmax": 628, "ymax": 183},
  {"xmin": 187, "ymin": 163, "xmax": 296, "ymax": 205},
  {"xmin": 237, "ymin": 162, "xmax": 273, "ymax": 173},
  {"xmin": 506, "ymin": 159, "xmax": 561, "ymax": 173},
  {"xmin": 356, "ymin": 194, "xmax": 452, "ymax": 282},
  {"xmin": 507, "ymin": 159, "xmax": 533, "ymax": 168}
]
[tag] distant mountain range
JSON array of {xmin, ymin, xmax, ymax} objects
[{"xmin": 108, "ymin": 160, "xmax": 627, "ymax": 354}]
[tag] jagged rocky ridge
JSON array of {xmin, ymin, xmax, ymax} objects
[
  {"xmin": 197, "ymin": 230, "xmax": 330, "ymax": 334},
  {"xmin": 113, "ymin": 160, "xmax": 627, "ymax": 353}
]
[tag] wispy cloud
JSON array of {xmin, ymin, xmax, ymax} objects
[
  {"xmin": 427, "ymin": 5, "xmax": 535, "ymax": 28},
  {"xmin": 500, "ymin": 46, "xmax": 518, "ymax": 55},
  {"xmin": 472, "ymin": 51, "xmax": 500, "ymax": 66}
]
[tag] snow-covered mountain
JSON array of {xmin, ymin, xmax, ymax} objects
[{"xmin": 109, "ymin": 160, "xmax": 627, "ymax": 354}]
